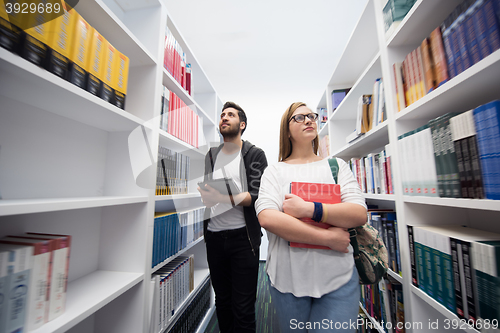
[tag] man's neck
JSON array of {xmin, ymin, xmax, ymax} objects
[{"xmin": 221, "ymin": 135, "xmax": 243, "ymax": 154}]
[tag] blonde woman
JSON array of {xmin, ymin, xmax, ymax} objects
[{"xmin": 255, "ymin": 102, "xmax": 367, "ymax": 332}]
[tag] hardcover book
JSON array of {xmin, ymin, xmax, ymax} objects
[{"xmin": 288, "ymin": 181, "xmax": 341, "ymax": 249}]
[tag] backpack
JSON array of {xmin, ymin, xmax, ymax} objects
[{"xmin": 328, "ymin": 158, "xmax": 389, "ymax": 285}]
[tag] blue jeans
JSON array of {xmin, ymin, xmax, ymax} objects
[
  {"xmin": 269, "ymin": 268, "xmax": 360, "ymax": 333},
  {"xmin": 206, "ymin": 227, "xmax": 260, "ymax": 333}
]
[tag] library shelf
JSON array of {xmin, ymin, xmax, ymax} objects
[
  {"xmin": 0, "ymin": 48, "xmax": 146, "ymax": 132},
  {"xmin": 0, "ymin": 196, "xmax": 149, "ymax": 217},
  {"xmin": 327, "ymin": 0, "xmax": 378, "ymax": 90},
  {"xmin": 161, "ymin": 269, "xmax": 210, "ymax": 333},
  {"xmin": 387, "ymin": 269, "xmax": 403, "ymax": 284},
  {"xmin": 403, "ymin": 196, "xmax": 500, "ymax": 212},
  {"xmin": 152, "ymin": 236, "xmax": 205, "ymax": 273},
  {"xmin": 411, "ymin": 286, "xmax": 479, "ymax": 333},
  {"xmin": 154, "ymin": 193, "xmax": 202, "ymax": 202},
  {"xmin": 31, "ymin": 271, "xmax": 144, "ymax": 333},
  {"xmin": 75, "ymin": 0, "xmax": 157, "ymax": 66},
  {"xmin": 359, "ymin": 303, "xmax": 387, "ymax": 333},
  {"xmin": 195, "ymin": 304, "xmax": 216, "ymax": 333},
  {"xmin": 386, "ymin": 0, "xmax": 461, "ymax": 48},
  {"xmin": 330, "ymin": 53, "xmax": 382, "ymax": 121},
  {"xmin": 159, "ymin": 129, "xmax": 209, "ymax": 158},
  {"xmin": 364, "ymin": 193, "xmax": 396, "ymax": 202},
  {"xmin": 162, "ymin": 68, "xmax": 216, "ymax": 128},
  {"xmin": 395, "ymin": 49, "xmax": 500, "ymax": 124},
  {"xmin": 317, "ymin": 0, "xmax": 500, "ymax": 331},
  {"xmin": 332, "ymin": 121, "xmax": 389, "ymax": 159}
]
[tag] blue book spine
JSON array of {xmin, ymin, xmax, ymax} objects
[
  {"xmin": 474, "ymin": 0, "xmax": 493, "ymax": 59},
  {"xmin": 465, "ymin": 5, "xmax": 482, "ymax": 65},
  {"xmin": 473, "ymin": 101, "xmax": 500, "ymax": 200},
  {"xmin": 484, "ymin": 0, "xmax": 500, "ymax": 53},
  {"xmin": 457, "ymin": 11, "xmax": 473, "ymax": 71},
  {"xmin": 442, "ymin": 21, "xmax": 457, "ymax": 79},
  {"xmin": 152, "ymin": 218, "xmax": 157, "ymax": 267},
  {"xmin": 451, "ymin": 22, "xmax": 465, "ymax": 75}
]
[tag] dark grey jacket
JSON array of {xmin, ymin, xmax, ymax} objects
[{"xmin": 203, "ymin": 140, "xmax": 268, "ymax": 255}]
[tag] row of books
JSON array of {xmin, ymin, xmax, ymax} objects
[
  {"xmin": 156, "ymin": 146, "xmax": 190, "ymax": 196},
  {"xmin": 382, "ymin": 0, "xmax": 417, "ymax": 40},
  {"xmin": 164, "ymin": 26, "xmax": 192, "ymax": 96},
  {"xmin": 160, "ymin": 86, "xmax": 201, "ymax": 148},
  {"xmin": 360, "ymin": 275, "xmax": 405, "ymax": 333},
  {"xmin": 369, "ymin": 209, "xmax": 401, "ymax": 276},
  {"xmin": 0, "ymin": 233, "xmax": 71, "ymax": 333},
  {"xmin": 442, "ymin": 0, "xmax": 500, "ymax": 80},
  {"xmin": 348, "ymin": 79, "xmax": 387, "ymax": 144},
  {"xmin": 407, "ymin": 224, "xmax": 500, "ymax": 328},
  {"xmin": 0, "ymin": 1, "xmax": 130, "ymax": 109},
  {"xmin": 166, "ymin": 277, "xmax": 211, "ymax": 333},
  {"xmin": 348, "ymin": 145, "xmax": 394, "ymax": 195},
  {"xmin": 392, "ymin": 0, "xmax": 500, "ymax": 112},
  {"xmin": 398, "ymin": 100, "xmax": 499, "ymax": 200},
  {"xmin": 151, "ymin": 255, "xmax": 194, "ymax": 332},
  {"xmin": 152, "ymin": 207, "xmax": 205, "ymax": 268},
  {"xmin": 393, "ymin": 27, "xmax": 448, "ymax": 111}
]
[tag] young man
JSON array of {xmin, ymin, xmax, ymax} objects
[{"xmin": 198, "ymin": 101, "xmax": 268, "ymax": 333}]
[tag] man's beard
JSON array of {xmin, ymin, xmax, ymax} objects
[{"xmin": 220, "ymin": 123, "xmax": 240, "ymax": 138}]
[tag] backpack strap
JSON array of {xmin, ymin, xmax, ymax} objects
[
  {"xmin": 327, "ymin": 157, "xmax": 339, "ymax": 184},
  {"xmin": 328, "ymin": 157, "xmax": 359, "ymax": 255}
]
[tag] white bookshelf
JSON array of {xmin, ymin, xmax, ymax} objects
[
  {"xmin": 0, "ymin": 0, "xmax": 218, "ymax": 332},
  {"xmin": 318, "ymin": 0, "xmax": 500, "ymax": 332}
]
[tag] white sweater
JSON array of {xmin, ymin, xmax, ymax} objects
[{"xmin": 255, "ymin": 158, "xmax": 366, "ymax": 297}]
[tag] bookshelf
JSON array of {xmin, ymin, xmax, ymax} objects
[
  {"xmin": 317, "ymin": 0, "xmax": 500, "ymax": 332},
  {"xmin": 0, "ymin": 1, "xmax": 218, "ymax": 332}
]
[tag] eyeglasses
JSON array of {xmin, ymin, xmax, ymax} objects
[{"xmin": 289, "ymin": 113, "xmax": 319, "ymax": 123}]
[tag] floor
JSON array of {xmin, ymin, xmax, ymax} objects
[{"xmin": 204, "ymin": 261, "xmax": 282, "ymax": 333}]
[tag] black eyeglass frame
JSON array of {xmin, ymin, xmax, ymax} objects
[{"xmin": 289, "ymin": 112, "xmax": 319, "ymax": 123}]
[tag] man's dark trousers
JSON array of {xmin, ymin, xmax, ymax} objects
[{"xmin": 206, "ymin": 227, "xmax": 260, "ymax": 333}]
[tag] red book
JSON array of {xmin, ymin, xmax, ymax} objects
[{"xmin": 288, "ymin": 182, "xmax": 341, "ymax": 249}]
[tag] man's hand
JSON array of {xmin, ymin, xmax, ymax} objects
[
  {"xmin": 282, "ymin": 193, "xmax": 314, "ymax": 219},
  {"xmin": 197, "ymin": 184, "xmax": 224, "ymax": 208}
]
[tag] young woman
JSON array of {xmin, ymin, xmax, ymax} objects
[{"xmin": 255, "ymin": 102, "xmax": 367, "ymax": 332}]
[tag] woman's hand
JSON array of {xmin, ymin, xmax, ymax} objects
[
  {"xmin": 324, "ymin": 227, "xmax": 350, "ymax": 253},
  {"xmin": 282, "ymin": 193, "xmax": 314, "ymax": 219}
]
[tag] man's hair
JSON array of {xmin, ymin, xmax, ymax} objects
[{"xmin": 222, "ymin": 101, "xmax": 247, "ymax": 135}]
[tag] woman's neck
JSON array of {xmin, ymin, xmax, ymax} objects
[{"xmin": 285, "ymin": 145, "xmax": 321, "ymax": 164}]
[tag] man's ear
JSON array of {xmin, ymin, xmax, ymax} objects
[{"xmin": 240, "ymin": 121, "xmax": 246, "ymax": 131}]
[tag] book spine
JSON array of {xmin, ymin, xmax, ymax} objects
[
  {"xmin": 451, "ymin": 238, "xmax": 466, "ymax": 319},
  {"xmin": 467, "ymin": 135, "xmax": 485, "ymax": 199},
  {"xmin": 441, "ymin": 19, "xmax": 457, "ymax": 80},
  {"xmin": 457, "ymin": 11, "xmax": 472, "ymax": 72},
  {"xmin": 429, "ymin": 119, "xmax": 446, "ymax": 197},
  {"xmin": 484, "ymin": 0, "xmax": 500, "ymax": 54},
  {"xmin": 474, "ymin": 0, "xmax": 493, "ymax": 60},
  {"xmin": 430, "ymin": 26, "xmax": 450, "ymax": 87},
  {"xmin": 465, "ymin": 5, "xmax": 482, "ymax": 66},
  {"xmin": 462, "ymin": 241, "xmax": 479, "ymax": 325}
]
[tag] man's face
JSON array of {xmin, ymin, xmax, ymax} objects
[{"xmin": 219, "ymin": 107, "xmax": 244, "ymax": 138}]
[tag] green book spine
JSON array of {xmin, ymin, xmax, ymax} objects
[{"xmin": 428, "ymin": 118, "xmax": 445, "ymax": 197}]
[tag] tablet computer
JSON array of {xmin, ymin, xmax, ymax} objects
[{"xmin": 198, "ymin": 178, "xmax": 241, "ymax": 195}]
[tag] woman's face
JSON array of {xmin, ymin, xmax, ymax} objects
[{"xmin": 288, "ymin": 106, "xmax": 318, "ymax": 144}]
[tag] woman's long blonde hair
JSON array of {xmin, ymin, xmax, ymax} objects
[{"xmin": 278, "ymin": 102, "xmax": 319, "ymax": 162}]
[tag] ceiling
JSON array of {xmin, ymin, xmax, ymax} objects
[{"xmin": 162, "ymin": 0, "xmax": 369, "ymax": 162}]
